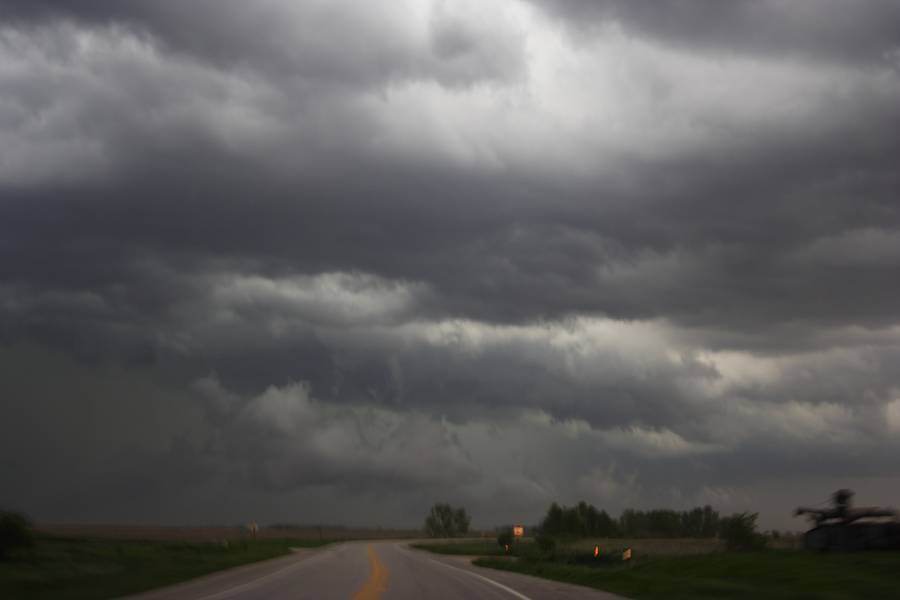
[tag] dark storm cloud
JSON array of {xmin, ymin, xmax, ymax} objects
[
  {"xmin": 2, "ymin": 1, "xmax": 899, "ymax": 334},
  {"xmin": 0, "ymin": 0, "xmax": 526, "ymax": 88},
  {"xmin": 2, "ymin": 0, "xmax": 900, "ymax": 527},
  {"xmin": 5, "ymin": 338, "xmax": 898, "ymax": 527},
  {"xmin": 529, "ymin": 0, "xmax": 900, "ymax": 65}
]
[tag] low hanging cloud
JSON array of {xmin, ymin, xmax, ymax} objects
[{"xmin": 2, "ymin": 0, "xmax": 900, "ymax": 529}]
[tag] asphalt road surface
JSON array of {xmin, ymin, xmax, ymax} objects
[{"xmin": 123, "ymin": 541, "xmax": 627, "ymax": 600}]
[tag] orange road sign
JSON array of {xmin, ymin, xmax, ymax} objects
[{"xmin": 513, "ymin": 526, "xmax": 524, "ymax": 538}]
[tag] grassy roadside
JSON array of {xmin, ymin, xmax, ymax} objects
[
  {"xmin": 473, "ymin": 550, "xmax": 900, "ymax": 600},
  {"xmin": 0, "ymin": 535, "xmax": 330, "ymax": 600}
]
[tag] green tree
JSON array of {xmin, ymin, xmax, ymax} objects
[
  {"xmin": 719, "ymin": 512, "xmax": 766, "ymax": 550},
  {"xmin": 452, "ymin": 506, "xmax": 470, "ymax": 536},
  {"xmin": 540, "ymin": 501, "xmax": 620, "ymax": 538},
  {"xmin": 620, "ymin": 509, "xmax": 649, "ymax": 537},
  {"xmin": 541, "ymin": 502, "xmax": 564, "ymax": 536},
  {"xmin": 647, "ymin": 509, "xmax": 681, "ymax": 538},
  {"xmin": 700, "ymin": 505, "xmax": 720, "ymax": 538},
  {"xmin": 424, "ymin": 503, "xmax": 470, "ymax": 538},
  {"xmin": 541, "ymin": 502, "xmax": 720, "ymax": 539},
  {"xmin": 681, "ymin": 507, "xmax": 704, "ymax": 537},
  {"xmin": 599, "ymin": 510, "xmax": 619, "ymax": 536}
]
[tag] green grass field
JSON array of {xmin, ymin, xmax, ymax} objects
[
  {"xmin": 0, "ymin": 535, "xmax": 330, "ymax": 600},
  {"xmin": 473, "ymin": 550, "xmax": 900, "ymax": 600}
]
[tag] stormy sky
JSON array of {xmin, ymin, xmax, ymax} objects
[{"xmin": 2, "ymin": 1, "xmax": 899, "ymax": 530}]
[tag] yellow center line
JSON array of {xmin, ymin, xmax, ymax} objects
[{"xmin": 351, "ymin": 544, "xmax": 389, "ymax": 600}]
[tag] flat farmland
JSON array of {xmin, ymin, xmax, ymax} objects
[
  {"xmin": 37, "ymin": 523, "xmax": 421, "ymax": 542},
  {"xmin": 415, "ymin": 535, "xmax": 802, "ymax": 560},
  {"xmin": 567, "ymin": 535, "xmax": 801, "ymax": 556},
  {"xmin": 3, "ymin": 524, "xmax": 426, "ymax": 600}
]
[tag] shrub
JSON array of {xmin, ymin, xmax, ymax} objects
[
  {"xmin": 0, "ymin": 510, "xmax": 34, "ymax": 560},
  {"xmin": 535, "ymin": 532, "xmax": 557, "ymax": 557},
  {"xmin": 719, "ymin": 512, "xmax": 767, "ymax": 551}
]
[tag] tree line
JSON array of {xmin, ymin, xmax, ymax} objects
[
  {"xmin": 423, "ymin": 503, "xmax": 471, "ymax": 537},
  {"xmin": 540, "ymin": 501, "xmax": 721, "ymax": 539}
]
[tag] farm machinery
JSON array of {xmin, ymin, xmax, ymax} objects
[{"xmin": 794, "ymin": 489, "xmax": 900, "ymax": 551}]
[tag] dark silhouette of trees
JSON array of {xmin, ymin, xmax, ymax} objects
[
  {"xmin": 681, "ymin": 505, "xmax": 721, "ymax": 538},
  {"xmin": 424, "ymin": 503, "xmax": 470, "ymax": 538},
  {"xmin": 0, "ymin": 511, "xmax": 33, "ymax": 560},
  {"xmin": 719, "ymin": 512, "xmax": 766, "ymax": 550},
  {"xmin": 540, "ymin": 501, "xmax": 618, "ymax": 538},
  {"xmin": 539, "ymin": 502, "xmax": 721, "ymax": 539},
  {"xmin": 542, "ymin": 502, "xmax": 564, "ymax": 536}
]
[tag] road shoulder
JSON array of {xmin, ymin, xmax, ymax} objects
[
  {"xmin": 120, "ymin": 546, "xmax": 325, "ymax": 600},
  {"xmin": 404, "ymin": 543, "xmax": 629, "ymax": 600}
]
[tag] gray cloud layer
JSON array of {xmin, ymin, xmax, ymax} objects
[{"xmin": 1, "ymin": 0, "xmax": 899, "ymax": 529}]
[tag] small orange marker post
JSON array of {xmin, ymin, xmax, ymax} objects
[
  {"xmin": 622, "ymin": 547, "xmax": 632, "ymax": 561},
  {"xmin": 594, "ymin": 545, "xmax": 600, "ymax": 558}
]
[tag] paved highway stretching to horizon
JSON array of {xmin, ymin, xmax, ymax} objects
[{"xmin": 124, "ymin": 541, "xmax": 626, "ymax": 600}]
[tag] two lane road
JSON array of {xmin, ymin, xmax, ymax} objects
[{"xmin": 125, "ymin": 541, "xmax": 626, "ymax": 600}]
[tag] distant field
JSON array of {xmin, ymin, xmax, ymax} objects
[
  {"xmin": 37, "ymin": 523, "xmax": 422, "ymax": 542},
  {"xmin": 414, "ymin": 535, "xmax": 801, "ymax": 559},
  {"xmin": 563, "ymin": 535, "xmax": 801, "ymax": 555},
  {"xmin": 415, "ymin": 537, "xmax": 896, "ymax": 599},
  {"xmin": 415, "ymin": 537, "xmax": 727, "ymax": 558},
  {"xmin": 475, "ymin": 550, "xmax": 900, "ymax": 600},
  {"xmin": 2, "ymin": 525, "xmax": 424, "ymax": 600},
  {"xmin": 565, "ymin": 536, "xmax": 798, "ymax": 555},
  {"xmin": 0, "ymin": 535, "xmax": 328, "ymax": 600},
  {"xmin": 562, "ymin": 537, "xmax": 721, "ymax": 556},
  {"xmin": 412, "ymin": 537, "xmax": 724, "ymax": 559}
]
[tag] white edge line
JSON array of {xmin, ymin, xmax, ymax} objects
[{"xmin": 417, "ymin": 552, "xmax": 533, "ymax": 600}]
